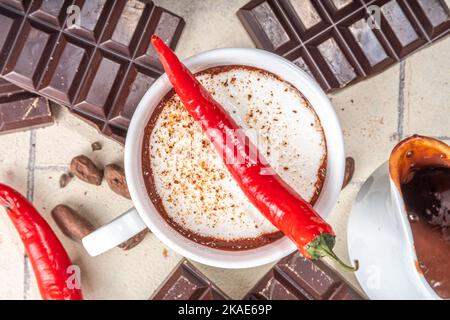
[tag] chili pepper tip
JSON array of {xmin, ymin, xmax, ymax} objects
[
  {"xmin": 151, "ymin": 35, "xmax": 163, "ymax": 48},
  {"xmin": 151, "ymin": 35, "xmax": 168, "ymax": 57}
]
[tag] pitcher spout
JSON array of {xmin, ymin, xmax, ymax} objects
[{"xmin": 389, "ymin": 134, "xmax": 450, "ymax": 191}]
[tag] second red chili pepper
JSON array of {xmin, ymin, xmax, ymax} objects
[
  {"xmin": 0, "ymin": 183, "xmax": 83, "ymax": 300},
  {"xmin": 151, "ymin": 35, "xmax": 358, "ymax": 271}
]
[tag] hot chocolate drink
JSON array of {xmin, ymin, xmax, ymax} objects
[{"xmin": 142, "ymin": 65, "xmax": 327, "ymax": 250}]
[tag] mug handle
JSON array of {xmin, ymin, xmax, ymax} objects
[{"xmin": 82, "ymin": 207, "xmax": 147, "ymax": 256}]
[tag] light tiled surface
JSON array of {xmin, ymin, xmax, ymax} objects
[
  {"xmin": 34, "ymin": 105, "xmax": 126, "ymax": 169},
  {"xmin": 160, "ymin": 0, "xmax": 253, "ymax": 58},
  {"xmin": 326, "ymin": 181, "xmax": 365, "ymax": 296},
  {"xmin": 0, "ymin": 0, "xmax": 449, "ymax": 299},
  {"xmin": 403, "ymin": 39, "xmax": 450, "ymax": 140},
  {"xmin": 330, "ymin": 64, "xmax": 400, "ymax": 183}
]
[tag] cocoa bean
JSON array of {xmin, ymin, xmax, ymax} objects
[
  {"xmin": 59, "ymin": 172, "xmax": 74, "ymax": 188},
  {"xmin": 91, "ymin": 141, "xmax": 102, "ymax": 151},
  {"xmin": 70, "ymin": 155, "xmax": 103, "ymax": 186},
  {"xmin": 342, "ymin": 157, "xmax": 355, "ymax": 189},
  {"xmin": 104, "ymin": 164, "xmax": 131, "ymax": 199},
  {"xmin": 51, "ymin": 204, "xmax": 95, "ymax": 242},
  {"xmin": 118, "ymin": 229, "xmax": 149, "ymax": 250}
]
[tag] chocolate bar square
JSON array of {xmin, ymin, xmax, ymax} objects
[
  {"xmin": 0, "ymin": 0, "xmax": 185, "ymax": 144},
  {"xmin": 238, "ymin": 0, "xmax": 450, "ymax": 93}
]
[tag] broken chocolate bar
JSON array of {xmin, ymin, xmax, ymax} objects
[
  {"xmin": 0, "ymin": 78, "xmax": 53, "ymax": 133},
  {"xmin": 245, "ymin": 252, "xmax": 364, "ymax": 300},
  {"xmin": 238, "ymin": 0, "xmax": 450, "ymax": 92},
  {"xmin": 0, "ymin": 0, "xmax": 184, "ymax": 144},
  {"xmin": 151, "ymin": 260, "xmax": 230, "ymax": 300}
]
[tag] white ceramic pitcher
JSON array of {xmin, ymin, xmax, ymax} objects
[{"xmin": 348, "ymin": 135, "xmax": 450, "ymax": 299}]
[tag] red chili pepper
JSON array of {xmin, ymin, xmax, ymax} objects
[
  {"xmin": 0, "ymin": 183, "xmax": 83, "ymax": 299},
  {"xmin": 151, "ymin": 35, "xmax": 358, "ymax": 271}
]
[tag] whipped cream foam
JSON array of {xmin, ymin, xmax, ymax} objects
[{"xmin": 143, "ymin": 65, "xmax": 327, "ymax": 250}]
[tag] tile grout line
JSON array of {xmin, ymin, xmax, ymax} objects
[
  {"xmin": 435, "ymin": 136, "xmax": 450, "ymax": 141},
  {"xmin": 397, "ymin": 61, "xmax": 406, "ymax": 141},
  {"xmin": 34, "ymin": 165, "xmax": 69, "ymax": 171},
  {"xmin": 24, "ymin": 129, "xmax": 37, "ymax": 300}
]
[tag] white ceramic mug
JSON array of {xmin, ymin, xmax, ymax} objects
[{"xmin": 82, "ymin": 48, "xmax": 345, "ymax": 269}]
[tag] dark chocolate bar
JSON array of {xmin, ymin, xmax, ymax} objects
[
  {"xmin": 0, "ymin": 0, "xmax": 184, "ymax": 144},
  {"xmin": 151, "ymin": 260, "xmax": 230, "ymax": 300},
  {"xmin": 238, "ymin": 0, "xmax": 450, "ymax": 92},
  {"xmin": 0, "ymin": 78, "xmax": 53, "ymax": 133},
  {"xmin": 245, "ymin": 252, "xmax": 364, "ymax": 300}
]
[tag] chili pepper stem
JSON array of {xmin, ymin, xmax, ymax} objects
[{"xmin": 306, "ymin": 233, "xmax": 359, "ymax": 272}]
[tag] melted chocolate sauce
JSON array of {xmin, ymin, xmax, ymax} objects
[{"xmin": 401, "ymin": 167, "xmax": 450, "ymax": 299}]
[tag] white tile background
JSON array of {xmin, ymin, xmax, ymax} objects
[{"xmin": 0, "ymin": 0, "xmax": 449, "ymax": 299}]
